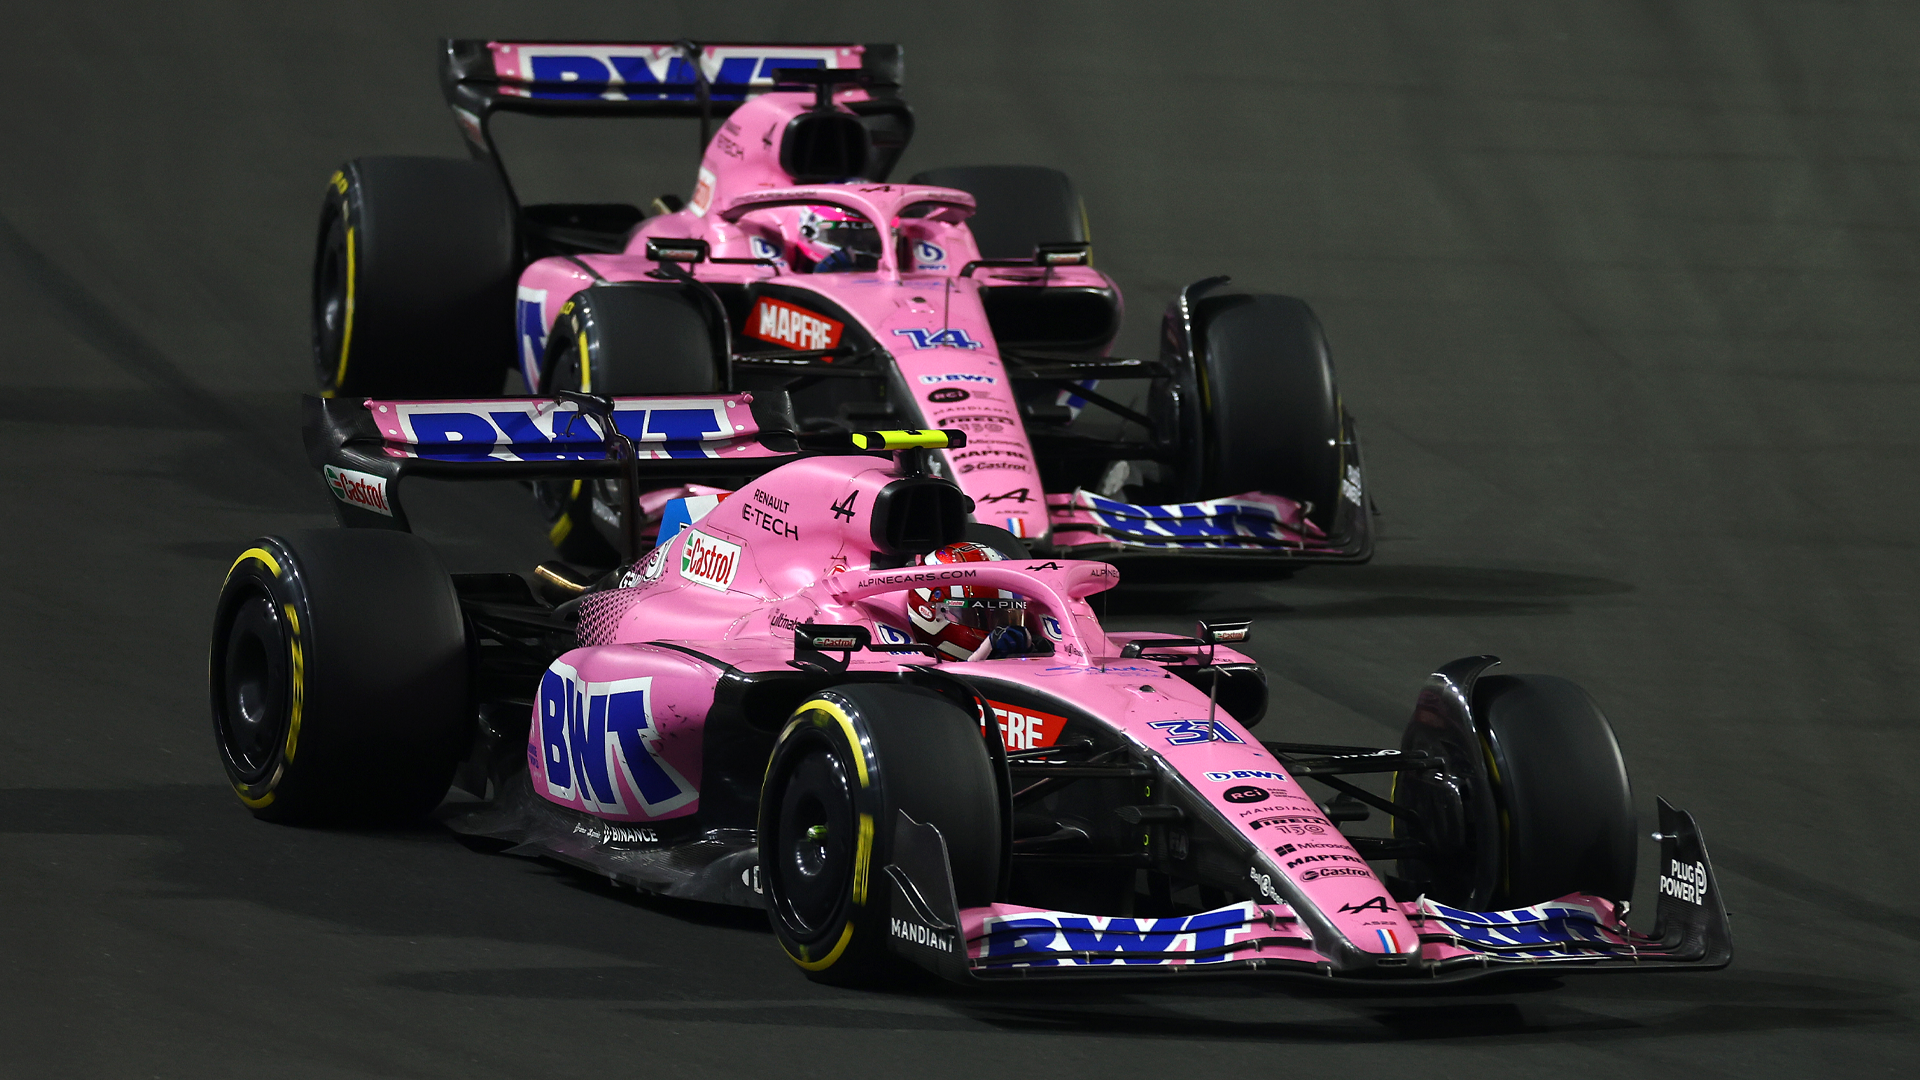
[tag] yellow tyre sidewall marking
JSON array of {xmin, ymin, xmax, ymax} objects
[
  {"xmin": 775, "ymin": 699, "xmax": 876, "ymax": 970},
  {"xmin": 785, "ymin": 923, "xmax": 855, "ymax": 971},
  {"xmin": 223, "ymin": 547, "xmax": 305, "ymax": 800},
  {"xmin": 794, "ymin": 698, "xmax": 869, "ymax": 788}
]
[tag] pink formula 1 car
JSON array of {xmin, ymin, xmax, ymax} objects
[
  {"xmin": 210, "ymin": 390, "xmax": 1729, "ymax": 986},
  {"xmin": 309, "ymin": 40, "xmax": 1372, "ymax": 569}
]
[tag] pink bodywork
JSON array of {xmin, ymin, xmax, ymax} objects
[
  {"xmin": 524, "ymin": 450, "xmax": 1423, "ymax": 960},
  {"xmin": 512, "ymin": 85, "xmax": 1115, "ymax": 544}
]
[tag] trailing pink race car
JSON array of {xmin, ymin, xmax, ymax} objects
[
  {"xmin": 310, "ymin": 40, "xmax": 1372, "ymax": 569},
  {"xmin": 210, "ymin": 389, "xmax": 1729, "ymax": 985}
]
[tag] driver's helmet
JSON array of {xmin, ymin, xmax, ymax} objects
[
  {"xmin": 795, "ymin": 205, "xmax": 880, "ymax": 273},
  {"xmin": 907, "ymin": 542, "xmax": 1041, "ymax": 660}
]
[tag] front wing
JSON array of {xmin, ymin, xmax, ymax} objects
[{"xmin": 886, "ymin": 798, "xmax": 1731, "ymax": 983}]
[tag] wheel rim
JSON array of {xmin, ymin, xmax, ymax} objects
[
  {"xmin": 219, "ymin": 589, "xmax": 291, "ymax": 781},
  {"xmin": 312, "ymin": 211, "xmax": 348, "ymax": 388},
  {"xmin": 770, "ymin": 741, "xmax": 857, "ymax": 940}
]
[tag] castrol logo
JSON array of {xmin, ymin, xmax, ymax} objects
[
  {"xmin": 323, "ymin": 465, "xmax": 391, "ymax": 517},
  {"xmin": 679, "ymin": 530, "xmax": 742, "ymax": 592}
]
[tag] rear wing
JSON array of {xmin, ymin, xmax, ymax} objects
[
  {"xmin": 303, "ymin": 390, "xmax": 805, "ymax": 532},
  {"xmin": 302, "ymin": 392, "xmax": 968, "ymax": 540},
  {"xmin": 439, "ymin": 39, "xmax": 913, "ymax": 200}
]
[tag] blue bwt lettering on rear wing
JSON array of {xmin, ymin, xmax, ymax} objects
[
  {"xmin": 482, "ymin": 42, "xmax": 862, "ymax": 104},
  {"xmin": 370, "ymin": 396, "xmax": 769, "ymax": 463},
  {"xmin": 437, "ymin": 38, "xmax": 912, "ymax": 207},
  {"xmin": 302, "ymin": 391, "xmax": 803, "ymax": 533},
  {"xmin": 441, "ymin": 38, "xmax": 901, "ymax": 119}
]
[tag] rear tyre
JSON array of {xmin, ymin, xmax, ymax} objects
[
  {"xmin": 1177, "ymin": 293, "xmax": 1345, "ymax": 527},
  {"xmin": 1476, "ymin": 675, "xmax": 1638, "ymax": 908},
  {"xmin": 907, "ymin": 165, "xmax": 1087, "ymax": 259},
  {"xmin": 535, "ymin": 284, "xmax": 728, "ymax": 566},
  {"xmin": 313, "ymin": 157, "xmax": 516, "ymax": 398},
  {"xmin": 759, "ymin": 685, "xmax": 1001, "ymax": 985},
  {"xmin": 210, "ymin": 531, "xmax": 470, "ymax": 824}
]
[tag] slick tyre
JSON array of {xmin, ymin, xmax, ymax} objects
[
  {"xmin": 908, "ymin": 166, "xmax": 1088, "ymax": 259},
  {"xmin": 759, "ymin": 685, "xmax": 1001, "ymax": 986},
  {"xmin": 313, "ymin": 157, "xmax": 516, "ymax": 398},
  {"xmin": 210, "ymin": 530, "xmax": 470, "ymax": 825},
  {"xmin": 1180, "ymin": 294, "xmax": 1346, "ymax": 527},
  {"xmin": 535, "ymin": 284, "xmax": 727, "ymax": 566},
  {"xmin": 1476, "ymin": 674, "xmax": 1638, "ymax": 908}
]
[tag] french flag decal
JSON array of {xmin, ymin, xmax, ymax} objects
[{"xmin": 1376, "ymin": 928, "xmax": 1404, "ymax": 953}]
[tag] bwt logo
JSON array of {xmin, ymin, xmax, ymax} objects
[
  {"xmin": 895, "ymin": 329, "xmax": 983, "ymax": 351},
  {"xmin": 918, "ymin": 371, "xmax": 996, "ymax": 384},
  {"xmin": 508, "ymin": 45, "xmax": 842, "ymax": 101},
  {"xmin": 536, "ymin": 665, "xmax": 696, "ymax": 816},
  {"xmin": 981, "ymin": 903, "xmax": 1261, "ymax": 966},
  {"xmin": 394, "ymin": 401, "xmax": 730, "ymax": 462}
]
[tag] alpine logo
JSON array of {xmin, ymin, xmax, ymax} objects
[
  {"xmin": 895, "ymin": 328, "xmax": 983, "ymax": 350},
  {"xmin": 746, "ymin": 296, "xmax": 844, "ymax": 351},
  {"xmin": 679, "ymin": 530, "xmax": 742, "ymax": 591},
  {"xmin": 323, "ymin": 465, "xmax": 392, "ymax": 516}
]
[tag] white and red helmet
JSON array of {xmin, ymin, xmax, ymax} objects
[{"xmin": 906, "ymin": 542, "xmax": 1034, "ymax": 661}]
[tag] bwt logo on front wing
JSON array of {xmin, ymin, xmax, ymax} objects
[{"xmin": 536, "ymin": 665, "xmax": 696, "ymax": 817}]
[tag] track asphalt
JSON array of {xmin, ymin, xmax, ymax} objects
[{"xmin": 2, "ymin": 2, "xmax": 1915, "ymax": 1076}]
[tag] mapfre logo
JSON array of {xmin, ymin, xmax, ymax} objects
[
  {"xmin": 985, "ymin": 701, "xmax": 1068, "ymax": 752},
  {"xmin": 746, "ymin": 296, "xmax": 844, "ymax": 351},
  {"xmin": 679, "ymin": 530, "xmax": 742, "ymax": 592},
  {"xmin": 323, "ymin": 465, "xmax": 391, "ymax": 516}
]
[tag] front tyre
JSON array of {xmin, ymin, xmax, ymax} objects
[
  {"xmin": 1176, "ymin": 293, "xmax": 1346, "ymax": 527},
  {"xmin": 1476, "ymin": 675, "xmax": 1638, "ymax": 908},
  {"xmin": 210, "ymin": 530, "xmax": 470, "ymax": 824},
  {"xmin": 758, "ymin": 685, "xmax": 1001, "ymax": 985}
]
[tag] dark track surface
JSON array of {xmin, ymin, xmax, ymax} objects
[{"xmin": 4, "ymin": 2, "xmax": 1916, "ymax": 1076}]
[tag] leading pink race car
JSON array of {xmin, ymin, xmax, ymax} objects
[
  {"xmin": 209, "ymin": 389, "xmax": 1730, "ymax": 985},
  {"xmin": 310, "ymin": 40, "xmax": 1372, "ymax": 570}
]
